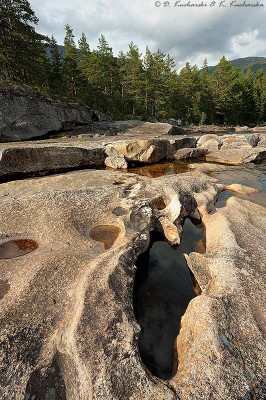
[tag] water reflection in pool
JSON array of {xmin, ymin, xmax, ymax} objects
[{"xmin": 133, "ymin": 219, "xmax": 205, "ymax": 380}]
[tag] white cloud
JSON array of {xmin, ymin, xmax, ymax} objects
[{"xmin": 30, "ymin": 0, "xmax": 266, "ymax": 69}]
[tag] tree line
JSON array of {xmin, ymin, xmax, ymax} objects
[{"xmin": 1, "ymin": 0, "xmax": 266, "ymax": 125}]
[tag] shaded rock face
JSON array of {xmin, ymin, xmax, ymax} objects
[
  {"xmin": 91, "ymin": 110, "xmax": 112, "ymax": 122},
  {"xmin": 0, "ymin": 86, "xmax": 92, "ymax": 141},
  {"xmin": 0, "ymin": 144, "xmax": 105, "ymax": 178},
  {"xmin": 0, "ymin": 165, "xmax": 265, "ymax": 400}
]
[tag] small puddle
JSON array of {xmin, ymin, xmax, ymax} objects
[
  {"xmin": 112, "ymin": 207, "xmax": 129, "ymax": 216},
  {"xmin": 128, "ymin": 162, "xmax": 190, "ymax": 178},
  {"xmin": 133, "ymin": 218, "xmax": 205, "ymax": 380},
  {"xmin": 215, "ymin": 190, "xmax": 235, "ymax": 208},
  {"xmin": 89, "ymin": 225, "xmax": 120, "ymax": 250},
  {"xmin": 0, "ymin": 239, "xmax": 38, "ymax": 260}
]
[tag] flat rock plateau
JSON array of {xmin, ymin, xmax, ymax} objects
[{"xmin": 0, "ymin": 122, "xmax": 266, "ymax": 400}]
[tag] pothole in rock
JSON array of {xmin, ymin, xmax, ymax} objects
[
  {"xmin": 0, "ymin": 280, "xmax": 10, "ymax": 299},
  {"xmin": 152, "ymin": 197, "xmax": 169, "ymax": 210},
  {"xmin": 133, "ymin": 218, "xmax": 204, "ymax": 380},
  {"xmin": 112, "ymin": 207, "xmax": 129, "ymax": 216},
  {"xmin": 23, "ymin": 356, "xmax": 66, "ymax": 400},
  {"xmin": 0, "ymin": 239, "xmax": 38, "ymax": 260},
  {"xmin": 89, "ymin": 225, "xmax": 121, "ymax": 250}
]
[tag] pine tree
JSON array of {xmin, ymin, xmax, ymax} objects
[
  {"xmin": 97, "ymin": 35, "xmax": 117, "ymax": 98},
  {"xmin": 143, "ymin": 47, "xmax": 156, "ymax": 117},
  {"xmin": 213, "ymin": 56, "xmax": 242, "ymax": 125},
  {"xmin": 0, "ymin": 0, "xmax": 49, "ymax": 87},
  {"xmin": 238, "ymin": 67, "xmax": 257, "ymax": 124},
  {"xmin": 254, "ymin": 69, "xmax": 266, "ymax": 123},
  {"xmin": 48, "ymin": 35, "xmax": 63, "ymax": 96},
  {"xmin": 122, "ymin": 42, "xmax": 144, "ymax": 116},
  {"xmin": 78, "ymin": 32, "xmax": 90, "ymax": 77},
  {"xmin": 62, "ymin": 24, "xmax": 80, "ymax": 98},
  {"xmin": 177, "ymin": 62, "xmax": 201, "ymax": 124},
  {"xmin": 199, "ymin": 58, "xmax": 214, "ymax": 124}
]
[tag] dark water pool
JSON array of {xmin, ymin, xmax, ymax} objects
[
  {"xmin": 133, "ymin": 219, "xmax": 205, "ymax": 380},
  {"xmin": 130, "ymin": 160, "xmax": 266, "ymax": 207}
]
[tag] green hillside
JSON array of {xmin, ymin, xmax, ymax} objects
[{"xmin": 209, "ymin": 57, "xmax": 266, "ymax": 74}]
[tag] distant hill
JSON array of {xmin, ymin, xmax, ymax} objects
[{"xmin": 209, "ymin": 57, "xmax": 266, "ymax": 74}]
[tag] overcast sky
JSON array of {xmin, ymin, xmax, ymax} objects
[{"xmin": 30, "ymin": 0, "xmax": 266, "ymax": 71}]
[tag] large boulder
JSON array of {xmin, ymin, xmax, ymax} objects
[
  {"xmin": 258, "ymin": 134, "xmax": 266, "ymax": 147},
  {"xmin": 197, "ymin": 134, "xmax": 220, "ymax": 145},
  {"xmin": 112, "ymin": 138, "xmax": 171, "ymax": 164},
  {"xmin": 219, "ymin": 135, "xmax": 253, "ymax": 150},
  {"xmin": 246, "ymin": 133, "xmax": 260, "ymax": 147},
  {"xmin": 124, "ymin": 121, "xmax": 179, "ymax": 136},
  {"xmin": 105, "ymin": 144, "xmax": 128, "ymax": 169},
  {"xmin": 198, "ymin": 134, "xmax": 223, "ymax": 151},
  {"xmin": 174, "ymin": 147, "xmax": 208, "ymax": 160},
  {"xmin": 0, "ymin": 85, "xmax": 92, "ymax": 141}
]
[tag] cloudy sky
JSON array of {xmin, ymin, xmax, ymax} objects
[{"xmin": 30, "ymin": 0, "xmax": 266, "ymax": 70}]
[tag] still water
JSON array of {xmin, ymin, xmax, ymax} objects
[{"xmin": 133, "ymin": 219, "xmax": 205, "ymax": 380}]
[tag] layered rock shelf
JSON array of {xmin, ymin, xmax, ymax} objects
[{"xmin": 1, "ymin": 132, "xmax": 266, "ymax": 179}]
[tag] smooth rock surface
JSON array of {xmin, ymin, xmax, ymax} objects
[
  {"xmin": 0, "ymin": 161, "xmax": 265, "ymax": 399},
  {"xmin": 0, "ymin": 169, "xmax": 216, "ymax": 400},
  {"xmin": 181, "ymin": 196, "xmax": 266, "ymax": 400}
]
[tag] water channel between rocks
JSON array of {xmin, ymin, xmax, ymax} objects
[
  {"xmin": 131, "ymin": 159, "xmax": 266, "ymax": 380},
  {"xmin": 133, "ymin": 219, "xmax": 205, "ymax": 380}
]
